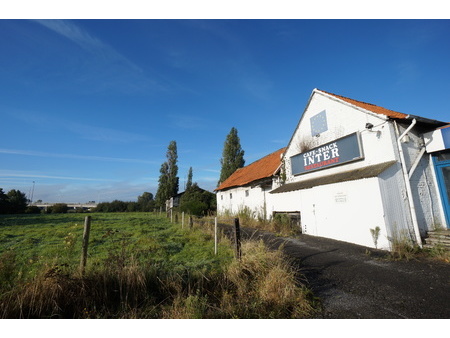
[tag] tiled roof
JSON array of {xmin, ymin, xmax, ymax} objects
[
  {"xmin": 216, "ymin": 147, "xmax": 286, "ymax": 191},
  {"xmin": 317, "ymin": 89, "xmax": 408, "ymax": 119}
]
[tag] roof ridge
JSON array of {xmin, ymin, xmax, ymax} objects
[
  {"xmin": 316, "ymin": 88, "xmax": 408, "ymax": 119},
  {"xmin": 244, "ymin": 147, "xmax": 286, "ymax": 167}
]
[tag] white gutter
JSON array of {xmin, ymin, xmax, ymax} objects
[{"xmin": 395, "ymin": 119, "xmax": 422, "ymax": 247}]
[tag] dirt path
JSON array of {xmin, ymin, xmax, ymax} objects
[{"xmin": 224, "ymin": 225, "xmax": 450, "ymax": 319}]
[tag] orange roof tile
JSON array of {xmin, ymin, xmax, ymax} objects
[
  {"xmin": 216, "ymin": 147, "xmax": 286, "ymax": 191},
  {"xmin": 317, "ymin": 89, "xmax": 408, "ymax": 119}
]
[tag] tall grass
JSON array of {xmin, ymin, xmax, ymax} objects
[{"xmin": 0, "ymin": 213, "xmax": 317, "ymax": 318}]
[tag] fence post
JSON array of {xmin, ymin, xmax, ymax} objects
[
  {"xmin": 80, "ymin": 216, "xmax": 91, "ymax": 275},
  {"xmin": 170, "ymin": 209, "xmax": 173, "ymax": 223},
  {"xmin": 182, "ymin": 212, "xmax": 185, "ymax": 229},
  {"xmin": 214, "ymin": 217, "xmax": 218, "ymax": 255},
  {"xmin": 234, "ymin": 218, "xmax": 241, "ymax": 260},
  {"xmin": 189, "ymin": 215, "xmax": 193, "ymax": 229}
]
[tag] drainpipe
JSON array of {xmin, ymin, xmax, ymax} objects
[{"xmin": 395, "ymin": 119, "xmax": 422, "ymax": 247}]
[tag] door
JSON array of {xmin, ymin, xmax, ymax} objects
[{"xmin": 434, "ymin": 151, "xmax": 450, "ymax": 228}]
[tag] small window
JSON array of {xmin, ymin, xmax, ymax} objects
[
  {"xmin": 221, "ymin": 194, "xmax": 223, "ymax": 200},
  {"xmin": 245, "ymin": 190, "xmax": 249, "ymax": 197},
  {"xmin": 230, "ymin": 193, "xmax": 233, "ymax": 199}
]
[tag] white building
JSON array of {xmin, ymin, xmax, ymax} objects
[
  {"xmin": 216, "ymin": 147, "xmax": 286, "ymax": 220},
  {"xmin": 217, "ymin": 89, "xmax": 450, "ymax": 251}
]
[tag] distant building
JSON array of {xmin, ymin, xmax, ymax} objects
[{"xmin": 217, "ymin": 88, "xmax": 450, "ymax": 250}]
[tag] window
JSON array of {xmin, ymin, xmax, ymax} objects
[
  {"xmin": 221, "ymin": 194, "xmax": 223, "ymax": 200},
  {"xmin": 245, "ymin": 190, "xmax": 249, "ymax": 197},
  {"xmin": 230, "ymin": 193, "xmax": 232, "ymax": 199}
]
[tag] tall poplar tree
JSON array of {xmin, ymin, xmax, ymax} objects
[
  {"xmin": 218, "ymin": 127, "xmax": 245, "ymax": 186},
  {"xmin": 186, "ymin": 167, "xmax": 193, "ymax": 191},
  {"xmin": 155, "ymin": 140, "xmax": 179, "ymax": 207}
]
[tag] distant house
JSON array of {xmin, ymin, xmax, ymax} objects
[
  {"xmin": 165, "ymin": 185, "xmax": 213, "ymax": 212},
  {"xmin": 166, "ymin": 191, "xmax": 185, "ymax": 211},
  {"xmin": 215, "ymin": 147, "xmax": 286, "ymax": 220},
  {"xmin": 217, "ymin": 88, "xmax": 450, "ymax": 250}
]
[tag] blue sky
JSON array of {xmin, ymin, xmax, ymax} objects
[{"xmin": 1, "ymin": 18, "xmax": 450, "ymax": 203}]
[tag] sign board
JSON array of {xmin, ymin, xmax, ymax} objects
[
  {"xmin": 291, "ymin": 132, "xmax": 364, "ymax": 176},
  {"xmin": 424, "ymin": 126, "xmax": 450, "ymax": 153}
]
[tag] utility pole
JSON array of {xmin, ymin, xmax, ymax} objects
[{"xmin": 30, "ymin": 181, "xmax": 35, "ymax": 204}]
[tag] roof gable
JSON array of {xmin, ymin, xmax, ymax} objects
[{"xmin": 216, "ymin": 147, "xmax": 286, "ymax": 191}]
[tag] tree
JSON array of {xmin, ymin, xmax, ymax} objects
[
  {"xmin": 218, "ymin": 127, "xmax": 245, "ymax": 185},
  {"xmin": 137, "ymin": 192, "xmax": 155, "ymax": 211},
  {"xmin": 179, "ymin": 183, "xmax": 216, "ymax": 216},
  {"xmin": 156, "ymin": 162, "xmax": 169, "ymax": 207},
  {"xmin": 186, "ymin": 167, "xmax": 193, "ymax": 191},
  {"xmin": 155, "ymin": 141, "xmax": 179, "ymax": 207},
  {"xmin": 6, "ymin": 189, "xmax": 28, "ymax": 214},
  {"xmin": 0, "ymin": 188, "xmax": 9, "ymax": 214}
]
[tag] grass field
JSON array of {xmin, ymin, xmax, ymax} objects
[
  {"xmin": 0, "ymin": 212, "xmax": 317, "ymax": 318},
  {"xmin": 0, "ymin": 212, "xmax": 231, "ymax": 284}
]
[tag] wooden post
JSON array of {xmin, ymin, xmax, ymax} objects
[
  {"xmin": 175, "ymin": 212, "xmax": 178, "ymax": 223},
  {"xmin": 182, "ymin": 212, "xmax": 185, "ymax": 229},
  {"xmin": 214, "ymin": 217, "xmax": 218, "ymax": 255},
  {"xmin": 189, "ymin": 215, "xmax": 193, "ymax": 229},
  {"xmin": 234, "ymin": 218, "xmax": 241, "ymax": 260},
  {"xmin": 170, "ymin": 209, "xmax": 173, "ymax": 223},
  {"xmin": 80, "ymin": 216, "xmax": 91, "ymax": 275}
]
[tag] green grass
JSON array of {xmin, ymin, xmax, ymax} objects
[
  {"xmin": 0, "ymin": 212, "xmax": 317, "ymax": 318},
  {"xmin": 0, "ymin": 212, "xmax": 232, "ymax": 286}
]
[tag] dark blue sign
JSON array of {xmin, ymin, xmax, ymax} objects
[{"xmin": 291, "ymin": 132, "xmax": 364, "ymax": 175}]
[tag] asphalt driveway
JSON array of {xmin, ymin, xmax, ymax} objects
[{"xmin": 231, "ymin": 226, "xmax": 450, "ymax": 319}]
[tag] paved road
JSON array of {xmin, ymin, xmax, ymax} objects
[{"xmin": 230, "ymin": 226, "xmax": 450, "ymax": 319}]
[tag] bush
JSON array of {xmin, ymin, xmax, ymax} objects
[
  {"xmin": 51, "ymin": 203, "xmax": 69, "ymax": 214},
  {"xmin": 179, "ymin": 184, "xmax": 216, "ymax": 216},
  {"xmin": 25, "ymin": 206, "xmax": 41, "ymax": 214}
]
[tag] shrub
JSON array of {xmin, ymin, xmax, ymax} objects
[
  {"xmin": 51, "ymin": 203, "xmax": 69, "ymax": 214},
  {"xmin": 25, "ymin": 206, "xmax": 41, "ymax": 214}
]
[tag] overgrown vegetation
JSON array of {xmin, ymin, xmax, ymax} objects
[
  {"xmin": 0, "ymin": 213, "xmax": 316, "ymax": 318},
  {"xmin": 219, "ymin": 208, "xmax": 301, "ymax": 237}
]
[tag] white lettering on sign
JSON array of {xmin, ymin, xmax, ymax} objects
[{"xmin": 302, "ymin": 142, "xmax": 340, "ymax": 171}]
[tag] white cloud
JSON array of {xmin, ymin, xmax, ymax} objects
[
  {"xmin": 33, "ymin": 19, "xmax": 165, "ymax": 94},
  {"xmin": 0, "ymin": 169, "xmax": 116, "ymax": 182},
  {"xmin": 34, "ymin": 19, "xmax": 141, "ymax": 72},
  {"xmin": 0, "ymin": 148, "xmax": 157, "ymax": 164}
]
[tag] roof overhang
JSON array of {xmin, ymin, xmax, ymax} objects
[{"xmin": 270, "ymin": 160, "xmax": 397, "ymax": 194}]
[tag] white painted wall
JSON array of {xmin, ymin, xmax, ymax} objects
[
  {"xmin": 217, "ymin": 184, "xmax": 269, "ymax": 219},
  {"xmin": 299, "ymin": 178, "xmax": 390, "ymax": 249}
]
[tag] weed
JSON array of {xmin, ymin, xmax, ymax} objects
[{"xmin": 370, "ymin": 226, "xmax": 381, "ymax": 249}]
